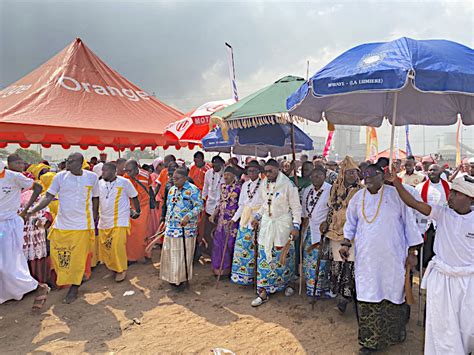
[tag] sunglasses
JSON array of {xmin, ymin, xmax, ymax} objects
[
  {"xmin": 263, "ymin": 169, "xmax": 275, "ymax": 174},
  {"xmin": 362, "ymin": 170, "xmax": 382, "ymax": 178}
]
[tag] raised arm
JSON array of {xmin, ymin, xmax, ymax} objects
[{"xmin": 387, "ymin": 172, "xmax": 432, "ymax": 216}]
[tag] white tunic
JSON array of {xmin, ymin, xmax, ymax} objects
[
  {"xmin": 344, "ymin": 185, "xmax": 422, "ymax": 304},
  {"xmin": 257, "ymin": 173, "xmax": 302, "ymax": 260},
  {"xmin": 301, "ymin": 182, "xmax": 331, "ymax": 244},
  {"xmin": 231, "ymin": 177, "xmax": 264, "ymax": 229},
  {"xmin": 0, "ymin": 170, "xmax": 33, "ymax": 220},
  {"xmin": 47, "ymin": 170, "xmax": 99, "ymax": 230},
  {"xmin": 421, "ymin": 205, "xmax": 474, "ymax": 355},
  {"xmin": 0, "ymin": 170, "xmax": 38, "ymax": 303},
  {"xmin": 98, "ymin": 176, "xmax": 138, "ymax": 229},
  {"xmin": 202, "ymin": 169, "xmax": 223, "ymax": 215}
]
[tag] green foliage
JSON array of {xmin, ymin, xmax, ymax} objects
[{"xmin": 14, "ymin": 148, "xmax": 43, "ymax": 164}]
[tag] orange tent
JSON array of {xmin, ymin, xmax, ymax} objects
[
  {"xmin": 377, "ymin": 148, "xmax": 407, "ymax": 160},
  {"xmin": 0, "ymin": 38, "xmax": 183, "ymax": 151}
]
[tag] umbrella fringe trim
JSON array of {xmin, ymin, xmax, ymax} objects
[
  {"xmin": 209, "ymin": 113, "xmax": 308, "ymax": 141},
  {"xmin": 222, "ymin": 113, "xmax": 306, "ymax": 129}
]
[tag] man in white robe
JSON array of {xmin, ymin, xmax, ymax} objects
[
  {"xmin": 388, "ymin": 173, "xmax": 473, "ymax": 355},
  {"xmin": 201, "ymin": 155, "xmax": 224, "ymax": 256},
  {"xmin": 0, "ymin": 160, "xmax": 50, "ymax": 308},
  {"xmin": 251, "ymin": 159, "xmax": 302, "ymax": 307},
  {"xmin": 340, "ymin": 164, "xmax": 422, "ymax": 353}
]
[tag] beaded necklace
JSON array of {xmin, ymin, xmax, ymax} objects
[
  {"xmin": 305, "ymin": 185, "xmax": 324, "ymax": 218},
  {"xmin": 361, "ymin": 185, "xmax": 385, "ymax": 224},
  {"xmin": 247, "ymin": 178, "xmax": 261, "ymax": 200},
  {"xmin": 265, "ymin": 179, "xmax": 276, "ymax": 217},
  {"xmin": 104, "ymin": 179, "xmax": 117, "ymax": 199}
]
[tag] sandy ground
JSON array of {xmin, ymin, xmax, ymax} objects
[{"xmin": 1, "ymin": 249, "xmax": 424, "ymax": 354}]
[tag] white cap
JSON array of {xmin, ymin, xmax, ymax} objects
[{"xmin": 452, "ymin": 176, "xmax": 474, "ymax": 198}]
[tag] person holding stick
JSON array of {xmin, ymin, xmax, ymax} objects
[
  {"xmin": 210, "ymin": 166, "xmax": 241, "ymax": 279},
  {"xmin": 386, "ymin": 172, "xmax": 474, "ymax": 355},
  {"xmin": 301, "ymin": 165, "xmax": 331, "ymax": 298},
  {"xmin": 320, "ymin": 156, "xmax": 362, "ymax": 313},
  {"xmin": 339, "ymin": 164, "xmax": 421, "ymax": 353},
  {"xmin": 230, "ymin": 160, "xmax": 264, "ymax": 286},
  {"xmin": 160, "ymin": 168, "xmax": 203, "ymax": 290},
  {"xmin": 250, "ymin": 159, "xmax": 302, "ymax": 307}
]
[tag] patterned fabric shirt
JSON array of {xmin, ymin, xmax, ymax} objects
[{"xmin": 164, "ymin": 181, "xmax": 203, "ymax": 238}]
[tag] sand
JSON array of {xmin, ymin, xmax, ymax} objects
[{"xmin": 0, "ymin": 251, "xmax": 424, "ymax": 354}]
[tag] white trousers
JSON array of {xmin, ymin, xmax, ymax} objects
[
  {"xmin": 0, "ymin": 216, "xmax": 38, "ymax": 304},
  {"xmin": 422, "ymin": 258, "xmax": 474, "ymax": 354}
]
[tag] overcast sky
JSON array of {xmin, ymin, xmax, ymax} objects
[{"xmin": 1, "ymin": 0, "xmax": 473, "ymax": 155}]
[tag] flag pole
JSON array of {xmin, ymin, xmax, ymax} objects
[
  {"xmin": 389, "ymin": 92, "xmax": 399, "ymax": 172},
  {"xmin": 225, "ymin": 42, "xmax": 239, "ymax": 102}
]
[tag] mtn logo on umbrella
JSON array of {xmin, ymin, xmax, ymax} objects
[
  {"xmin": 175, "ymin": 118, "xmax": 192, "ymax": 132},
  {"xmin": 359, "ymin": 52, "xmax": 386, "ymax": 68}
]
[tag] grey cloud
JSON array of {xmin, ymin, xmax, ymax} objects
[{"xmin": 1, "ymin": 0, "xmax": 473, "ymax": 154}]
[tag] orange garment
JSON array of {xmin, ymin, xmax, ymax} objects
[
  {"xmin": 189, "ymin": 163, "xmax": 211, "ymax": 191},
  {"xmin": 150, "ymin": 172, "xmax": 163, "ymax": 237},
  {"xmin": 157, "ymin": 168, "xmax": 169, "ymax": 199},
  {"xmin": 125, "ymin": 169, "xmax": 152, "ymax": 261}
]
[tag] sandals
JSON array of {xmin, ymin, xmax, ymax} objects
[
  {"xmin": 115, "ymin": 271, "xmax": 127, "ymax": 282},
  {"xmin": 251, "ymin": 295, "xmax": 269, "ymax": 307},
  {"xmin": 284, "ymin": 287, "xmax": 295, "ymax": 297},
  {"xmin": 32, "ymin": 284, "xmax": 51, "ymax": 311}
]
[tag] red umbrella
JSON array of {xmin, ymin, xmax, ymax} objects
[{"xmin": 165, "ymin": 99, "xmax": 235, "ymax": 147}]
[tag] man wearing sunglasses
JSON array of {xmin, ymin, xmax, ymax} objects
[
  {"xmin": 250, "ymin": 159, "xmax": 302, "ymax": 307},
  {"xmin": 339, "ymin": 164, "xmax": 422, "ymax": 353}
]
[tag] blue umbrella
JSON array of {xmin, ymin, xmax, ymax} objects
[
  {"xmin": 287, "ymin": 37, "xmax": 474, "ymax": 160},
  {"xmin": 202, "ymin": 124, "xmax": 313, "ymax": 158}
]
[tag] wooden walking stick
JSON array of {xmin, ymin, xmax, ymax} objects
[
  {"xmin": 298, "ymin": 220, "xmax": 309, "ymax": 295},
  {"xmin": 311, "ymin": 235, "xmax": 326, "ymax": 310},
  {"xmin": 144, "ymin": 222, "xmax": 166, "ymax": 255},
  {"xmin": 404, "ymin": 258, "xmax": 415, "ymax": 305},
  {"xmin": 182, "ymin": 227, "xmax": 189, "ymax": 287},
  {"xmin": 215, "ymin": 226, "xmax": 231, "ymax": 288},
  {"xmin": 417, "ymin": 242, "xmax": 424, "ymax": 327},
  {"xmin": 253, "ymin": 226, "xmax": 259, "ymax": 288}
]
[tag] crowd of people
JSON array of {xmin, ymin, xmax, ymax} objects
[{"xmin": 0, "ymin": 150, "xmax": 473, "ymax": 354}]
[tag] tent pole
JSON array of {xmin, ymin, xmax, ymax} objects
[
  {"xmin": 290, "ymin": 123, "xmax": 298, "ymax": 186},
  {"xmin": 389, "ymin": 92, "xmax": 398, "ymax": 172}
]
